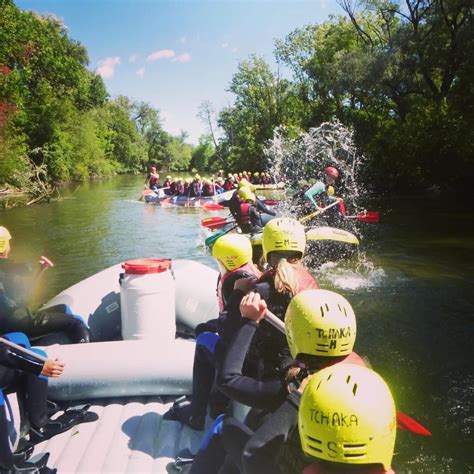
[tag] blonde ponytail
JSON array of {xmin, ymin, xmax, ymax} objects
[{"xmin": 273, "ymin": 257, "xmax": 300, "ymax": 297}]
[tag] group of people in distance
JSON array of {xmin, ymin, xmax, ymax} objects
[
  {"xmin": 144, "ymin": 166, "xmax": 279, "ymax": 197},
  {"xmin": 165, "ymin": 215, "xmax": 407, "ymax": 473},
  {"xmin": 0, "ymin": 227, "xmax": 94, "ymax": 473}
]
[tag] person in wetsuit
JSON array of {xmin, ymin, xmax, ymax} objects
[
  {"xmin": 0, "ymin": 332, "xmax": 89, "ymax": 472},
  {"xmin": 0, "ymin": 227, "xmax": 91, "ymax": 344},
  {"xmin": 237, "ymin": 188, "xmax": 276, "ymax": 235},
  {"xmin": 164, "ymin": 234, "xmax": 261, "ymax": 431},
  {"xmin": 301, "ymin": 167, "xmax": 346, "ymax": 226}
]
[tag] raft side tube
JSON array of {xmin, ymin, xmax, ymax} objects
[{"xmin": 44, "ymin": 339, "xmax": 195, "ymax": 401}]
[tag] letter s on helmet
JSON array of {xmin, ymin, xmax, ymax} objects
[
  {"xmin": 262, "ymin": 218, "xmax": 306, "ymax": 260},
  {"xmin": 0, "ymin": 226, "xmax": 12, "ymax": 253},
  {"xmin": 211, "ymin": 234, "xmax": 253, "ymax": 271},
  {"xmin": 325, "ymin": 166, "xmax": 339, "ymax": 178},
  {"xmin": 285, "ymin": 289, "xmax": 356, "ymax": 358},
  {"xmin": 299, "ymin": 365, "xmax": 396, "ymax": 470}
]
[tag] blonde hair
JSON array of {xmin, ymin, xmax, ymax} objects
[{"xmin": 272, "ymin": 256, "xmax": 302, "ymax": 297}]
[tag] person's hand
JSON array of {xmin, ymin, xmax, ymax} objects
[
  {"xmin": 234, "ymin": 277, "xmax": 256, "ymax": 293},
  {"xmin": 41, "ymin": 358, "xmax": 65, "ymax": 378},
  {"xmin": 297, "ymin": 372, "xmax": 315, "ymax": 394},
  {"xmin": 240, "ymin": 291, "xmax": 267, "ymax": 323},
  {"xmin": 39, "ymin": 256, "xmax": 54, "ymax": 269}
]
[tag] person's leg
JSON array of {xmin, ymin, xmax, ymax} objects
[
  {"xmin": 30, "ymin": 309, "xmax": 91, "ymax": 343},
  {"xmin": 0, "ymin": 391, "xmax": 14, "ymax": 470},
  {"xmin": 220, "ymin": 416, "xmax": 254, "ymax": 472}
]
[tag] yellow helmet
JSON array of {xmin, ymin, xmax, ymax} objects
[
  {"xmin": 194, "ymin": 174, "xmax": 201, "ymax": 180},
  {"xmin": 211, "ymin": 234, "xmax": 253, "ymax": 271},
  {"xmin": 299, "ymin": 365, "xmax": 396, "ymax": 470},
  {"xmin": 285, "ymin": 289, "xmax": 356, "ymax": 358},
  {"xmin": 0, "ymin": 226, "xmax": 12, "ymax": 253},
  {"xmin": 238, "ymin": 187, "xmax": 256, "ymax": 202},
  {"xmin": 327, "ymin": 185, "xmax": 335, "ymax": 196},
  {"xmin": 262, "ymin": 218, "xmax": 306, "ymax": 259},
  {"xmin": 254, "ymin": 171, "xmax": 259, "ymax": 176}
]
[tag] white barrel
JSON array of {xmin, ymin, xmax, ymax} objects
[{"xmin": 120, "ymin": 259, "xmax": 175, "ymax": 342}]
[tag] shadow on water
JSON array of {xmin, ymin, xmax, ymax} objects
[{"xmin": 1, "ymin": 177, "xmax": 473, "ymax": 472}]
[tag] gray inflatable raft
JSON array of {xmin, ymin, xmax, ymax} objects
[{"xmin": 37, "ymin": 259, "xmax": 219, "ymax": 401}]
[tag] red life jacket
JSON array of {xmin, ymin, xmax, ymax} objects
[
  {"xmin": 217, "ymin": 263, "xmax": 260, "ymax": 311},
  {"xmin": 239, "ymin": 202, "xmax": 251, "ymax": 225},
  {"xmin": 149, "ymin": 174, "xmax": 159, "ymax": 186},
  {"xmin": 303, "ymin": 464, "xmax": 395, "ymax": 474}
]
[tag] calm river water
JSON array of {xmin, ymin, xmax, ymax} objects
[{"xmin": 1, "ymin": 175, "xmax": 473, "ymax": 473}]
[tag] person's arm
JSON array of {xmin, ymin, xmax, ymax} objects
[
  {"xmin": 217, "ymin": 319, "xmax": 287, "ymax": 409},
  {"xmin": 303, "ymin": 181, "xmax": 325, "ymax": 208},
  {"xmin": 217, "ymin": 292, "xmax": 288, "ymax": 410},
  {"xmin": 0, "ymin": 341, "xmax": 44, "ymax": 375},
  {"xmin": 255, "ymin": 200, "xmax": 276, "ymax": 216}
]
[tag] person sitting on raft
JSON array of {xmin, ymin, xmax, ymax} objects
[
  {"xmin": 0, "ymin": 227, "xmax": 91, "ymax": 344},
  {"xmin": 189, "ymin": 288, "xmax": 365, "ymax": 474},
  {"xmin": 189, "ymin": 175, "xmax": 203, "ymax": 198},
  {"xmin": 164, "ymin": 234, "xmax": 261, "ymax": 431},
  {"xmin": 201, "ymin": 179, "xmax": 215, "ymax": 197},
  {"xmin": 237, "ymin": 187, "xmax": 276, "ymax": 234},
  {"xmin": 144, "ymin": 166, "xmax": 160, "ymax": 191},
  {"xmin": 0, "ymin": 332, "xmax": 92, "ymax": 472},
  {"xmin": 303, "ymin": 166, "xmax": 346, "ymax": 224},
  {"xmin": 214, "ymin": 177, "xmax": 225, "ymax": 195}
]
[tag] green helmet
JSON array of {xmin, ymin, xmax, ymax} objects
[
  {"xmin": 285, "ymin": 289, "xmax": 356, "ymax": 358},
  {"xmin": 299, "ymin": 365, "xmax": 396, "ymax": 470}
]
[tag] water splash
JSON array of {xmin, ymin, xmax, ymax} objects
[
  {"xmin": 264, "ymin": 119, "xmax": 367, "ymax": 211},
  {"xmin": 314, "ymin": 254, "xmax": 386, "ymax": 291}
]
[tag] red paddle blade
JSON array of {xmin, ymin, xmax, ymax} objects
[
  {"xmin": 201, "ymin": 217, "xmax": 229, "ymax": 229},
  {"xmin": 355, "ymin": 211, "xmax": 380, "ymax": 223},
  {"xmin": 396, "ymin": 411, "xmax": 431, "ymax": 436},
  {"xmin": 263, "ymin": 199, "xmax": 279, "ymax": 206},
  {"xmin": 202, "ymin": 202, "xmax": 224, "ymax": 211}
]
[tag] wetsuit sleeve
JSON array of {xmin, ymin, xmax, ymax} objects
[
  {"xmin": 303, "ymin": 182, "xmax": 325, "ymax": 207},
  {"xmin": 256, "ymin": 200, "xmax": 276, "ymax": 216},
  {"xmin": 0, "ymin": 341, "xmax": 44, "ymax": 375},
  {"xmin": 217, "ymin": 319, "xmax": 288, "ymax": 410},
  {"xmin": 242, "ymin": 391, "xmax": 301, "ymax": 474},
  {"xmin": 217, "ymin": 289, "xmax": 246, "ymax": 340}
]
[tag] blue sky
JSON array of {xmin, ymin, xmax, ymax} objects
[{"xmin": 16, "ymin": 0, "xmax": 343, "ymax": 144}]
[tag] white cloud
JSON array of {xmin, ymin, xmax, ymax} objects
[
  {"xmin": 180, "ymin": 36, "xmax": 187, "ymax": 44},
  {"xmin": 221, "ymin": 42, "xmax": 229, "ymax": 48},
  {"xmin": 96, "ymin": 56, "xmax": 121, "ymax": 79},
  {"xmin": 136, "ymin": 67, "xmax": 145, "ymax": 78},
  {"xmin": 172, "ymin": 53, "xmax": 192, "ymax": 63},
  {"xmin": 147, "ymin": 49, "xmax": 176, "ymax": 61},
  {"xmin": 232, "ymin": 47, "xmax": 238, "ymax": 53},
  {"xmin": 129, "ymin": 54, "xmax": 138, "ymax": 63}
]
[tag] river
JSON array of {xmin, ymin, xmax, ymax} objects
[{"xmin": 1, "ymin": 175, "xmax": 473, "ymax": 473}]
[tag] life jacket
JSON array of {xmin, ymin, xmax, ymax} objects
[
  {"xmin": 239, "ymin": 202, "xmax": 251, "ymax": 227},
  {"xmin": 164, "ymin": 179, "xmax": 171, "ymax": 188},
  {"xmin": 216, "ymin": 263, "xmax": 259, "ymax": 312},
  {"xmin": 303, "ymin": 464, "xmax": 395, "ymax": 474},
  {"xmin": 149, "ymin": 174, "xmax": 159, "ymax": 186}
]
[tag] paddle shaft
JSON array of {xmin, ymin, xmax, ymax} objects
[
  {"xmin": 0, "ymin": 337, "xmax": 48, "ymax": 363},
  {"xmin": 299, "ymin": 199, "xmax": 341, "ymax": 224}
]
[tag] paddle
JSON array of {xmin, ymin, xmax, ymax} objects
[
  {"xmin": 263, "ymin": 305, "xmax": 432, "ymax": 437},
  {"xmin": 0, "ymin": 337, "xmax": 48, "ymax": 363},
  {"xmin": 204, "ymin": 224, "xmax": 239, "ymax": 247},
  {"xmin": 203, "ymin": 202, "xmax": 225, "ymax": 211},
  {"xmin": 201, "ymin": 217, "xmax": 235, "ymax": 230},
  {"xmin": 299, "ymin": 200, "xmax": 342, "ymax": 224},
  {"xmin": 345, "ymin": 211, "xmax": 380, "ymax": 223}
]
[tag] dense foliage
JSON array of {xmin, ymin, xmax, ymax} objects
[
  {"xmin": 0, "ymin": 0, "xmax": 200, "ymax": 193},
  {"xmin": 213, "ymin": 0, "xmax": 474, "ymax": 194}
]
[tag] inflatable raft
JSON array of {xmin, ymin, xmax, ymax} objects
[{"xmin": 142, "ymin": 189, "xmax": 234, "ymax": 206}]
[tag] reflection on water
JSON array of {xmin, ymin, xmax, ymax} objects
[{"xmin": 1, "ymin": 177, "xmax": 473, "ymax": 472}]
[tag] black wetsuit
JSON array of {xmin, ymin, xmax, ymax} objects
[
  {"xmin": 0, "ymin": 334, "xmax": 48, "ymax": 470},
  {"xmin": 0, "ymin": 261, "xmax": 90, "ymax": 344}
]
